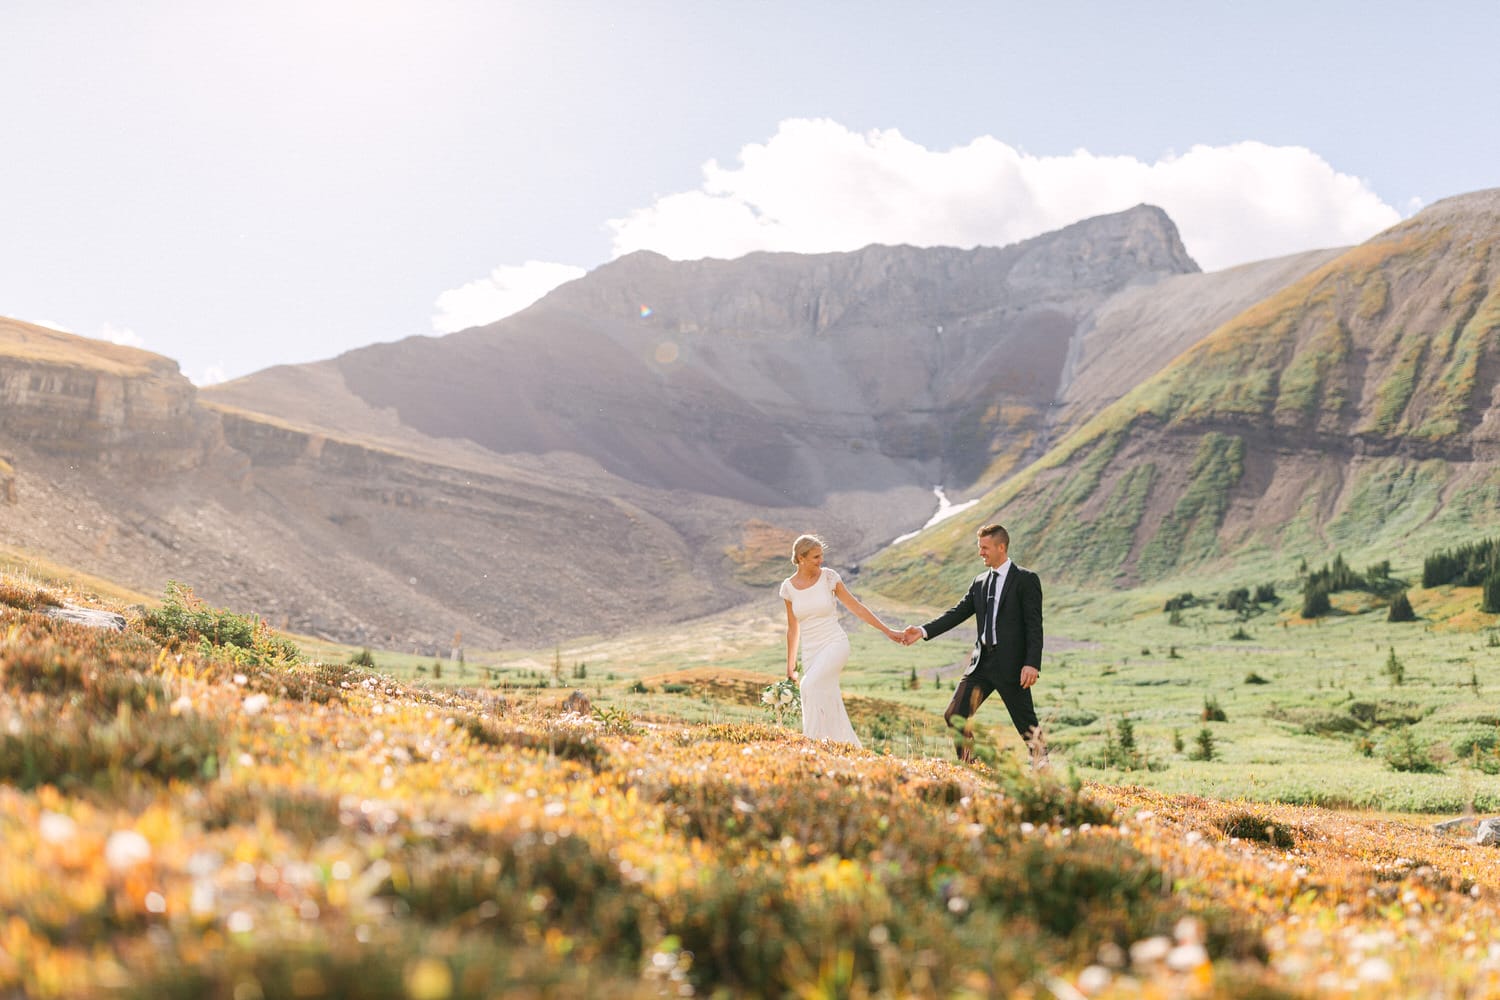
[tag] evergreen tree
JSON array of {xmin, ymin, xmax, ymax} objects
[
  {"xmin": 1301, "ymin": 585, "xmax": 1331, "ymax": 618},
  {"xmin": 1387, "ymin": 590, "xmax": 1416, "ymax": 622}
]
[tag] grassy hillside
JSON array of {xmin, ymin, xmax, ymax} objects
[
  {"xmin": 867, "ymin": 210, "xmax": 1500, "ymax": 598},
  {"xmin": 6, "ymin": 567, "xmax": 1500, "ymax": 997},
  {"xmin": 0, "ymin": 317, "xmax": 174, "ymax": 378}
]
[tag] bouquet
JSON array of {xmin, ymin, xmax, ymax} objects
[{"xmin": 761, "ymin": 674, "xmax": 801, "ymax": 726}]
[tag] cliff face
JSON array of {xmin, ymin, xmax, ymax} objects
[
  {"xmin": 305, "ymin": 205, "xmax": 1201, "ymax": 506},
  {"xmin": 0, "ymin": 319, "xmax": 221, "ymax": 473}
]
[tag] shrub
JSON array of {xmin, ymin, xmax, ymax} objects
[
  {"xmin": 143, "ymin": 582, "xmax": 300, "ymax": 666},
  {"xmin": 1229, "ymin": 626, "xmax": 1252, "ymax": 641},
  {"xmin": 1383, "ymin": 647, "xmax": 1405, "ymax": 686},
  {"xmin": 349, "ymin": 647, "xmax": 376, "ymax": 667},
  {"xmin": 1244, "ymin": 671, "xmax": 1270, "ymax": 685},
  {"xmin": 1383, "ymin": 729, "xmax": 1441, "ymax": 773},
  {"xmin": 1163, "ymin": 592, "xmax": 1197, "ymax": 612},
  {"xmin": 1189, "ymin": 728, "xmax": 1217, "ymax": 761},
  {"xmin": 1218, "ymin": 588, "xmax": 1251, "ymax": 614},
  {"xmin": 1301, "ymin": 585, "xmax": 1331, "ymax": 618},
  {"xmin": 1202, "ymin": 696, "xmax": 1227, "ymax": 722},
  {"xmin": 0, "ymin": 580, "xmax": 62, "ymax": 610},
  {"xmin": 1091, "ymin": 716, "xmax": 1151, "ymax": 771},
  {"xmin": 1252, "ymin": 583, "xmax": 1278, "ymax": 604},
  {"xmin": 0, "ymin": 707, "xmax": 223, "ymax": 790},
  {"xmin": 1387, "ymin": 590, "xmax": 1416, "ymax": 622},
  {"xmin": 1215, "ymin": 811, "xmax": 1295, "ymax": 847}
]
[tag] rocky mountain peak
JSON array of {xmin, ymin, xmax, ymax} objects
[{"xmin": 540, "ymin": 204, "xmax": 1198, "ymax": 340}]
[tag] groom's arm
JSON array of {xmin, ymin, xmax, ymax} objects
[
  {"xmin": 1020, "ymin": 570, "xmax": 1043, "ymax": 671},
  {"xmin": 919, "ymin": 587, "xmax": 977, "ymax": 641}
]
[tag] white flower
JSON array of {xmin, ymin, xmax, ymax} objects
[
  {"xmin": 39, "ymin": 812, "xmax": 77, "ymax": 844},
  {"xmin": 105, "ymin": 830, "xmax": 152, "ymax": 871}
]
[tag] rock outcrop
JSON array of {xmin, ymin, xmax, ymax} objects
[{"xmin": 0, "ymin": 319, "xmax": 221, "ymax": 473}]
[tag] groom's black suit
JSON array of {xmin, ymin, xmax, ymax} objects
[{"xmin": 921, "ymin": 562, "xmax": 1043, "ymax": 746}]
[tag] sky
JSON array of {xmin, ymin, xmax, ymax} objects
[{"xmin": 3, "ymin": 2, "xmax": 1498, "ymax": 386}]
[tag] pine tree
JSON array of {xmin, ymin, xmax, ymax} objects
[{"xmin": 1384, "ymin": 646, "xmax": 1404, "ymax": 686}]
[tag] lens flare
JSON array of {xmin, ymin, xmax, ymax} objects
[
  {"xmin": 654, "ymin": 341, "xmax": 679, "ymax": 364},
  {"xmin": 638, "ymin": 304, "xmax": 653, "ymax": 318}
]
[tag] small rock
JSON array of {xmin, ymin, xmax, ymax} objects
[
  {"xmin": 42, "ymin": 603, "xmax": 126, "ymax": 631},
  {"xmin": 1475, "ymin": 818, "xmax": 1500, "ymax": 847},
  {"xmin": 561, "ymin": 690, "xmax": 591, "ymax": 716}
]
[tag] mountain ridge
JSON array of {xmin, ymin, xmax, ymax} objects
[
  {"xmin": 868, "ymin": 188, "xmax": 1500, "ymax": 598},
  {"xmin": 8, "ymin": 199, "xmax": 1460, "ymax": 648}
]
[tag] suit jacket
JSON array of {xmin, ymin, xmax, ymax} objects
[{"xmin": 922, "ymin": 564, "xmax": 1043, "ymax": 678}]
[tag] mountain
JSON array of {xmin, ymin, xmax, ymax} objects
[
  {"xmin": 3, "ymin": 205, "xmax": 1352, "ymax": 647},
  {"xmin": 868, "ymin": 189, "xmax": 1500, "ymax": 597},
  {"xmin": 215, "ymin": 204, "xmax": 1202, "ymax": 506}
]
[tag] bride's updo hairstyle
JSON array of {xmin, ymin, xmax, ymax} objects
[{"xmin": 791, "ymin": 533, "xmax": 826, "ymax": 565}]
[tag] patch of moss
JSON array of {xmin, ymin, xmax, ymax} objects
[
  {"xmin": 1326, "ymin": 460, "xmax": 1448, "ymax": 553},
  {"xmin": 1366, "ymin": 331, "xmax": 1426, "ymax": 435},
  {"xmin": 1041, "ymin": 463, "xmax": 1157, "ymax": 581},
  {"xmin": 1137, "ymin": 433, "xmax": 1245, "ymax": 578},
  {"xmin": 1274, "ymin": 317, "xmax": 1351, "ymax": 428},
  {"xmin": 1418, "ymin": 282, "xmax": 1499, "ymax": 438}
]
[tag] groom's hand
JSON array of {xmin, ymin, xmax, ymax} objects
[
  {"xmin": 1019, "ymin": 666, "xmax": 1039, "ymax": 688},
  {"xmin": 901, "ymin": 626, "xmax": 923, "ymax": 646}
]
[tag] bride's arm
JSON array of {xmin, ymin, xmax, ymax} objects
[
  {"xmin": 783, "ymin": 599, "xmax": 800, "ymax": 679},
  {"xmin": 833, "ymin": 581, "xmax": 900, "ymax": 640}
]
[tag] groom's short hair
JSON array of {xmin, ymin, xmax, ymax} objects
[{"xmin": 977, "ymin": 523, "xmax": 1009, "ymax": 548}]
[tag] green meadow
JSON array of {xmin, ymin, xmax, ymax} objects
[{"xmin": 322, "ymin": 563, "xmax": 1500, "ymax": 816}]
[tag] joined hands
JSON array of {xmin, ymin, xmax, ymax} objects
[{"xmin": 881, "ymin": 625, "xmax": 923, "ymax": 646}]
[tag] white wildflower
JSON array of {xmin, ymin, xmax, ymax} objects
[{"xmin": 105, "ymin": 830, "xmax": 152, "ymax": 871}]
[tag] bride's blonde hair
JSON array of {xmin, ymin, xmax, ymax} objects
[{"xmin": 791, "ymin": 533, "xmax": 826, "ymax": 564}]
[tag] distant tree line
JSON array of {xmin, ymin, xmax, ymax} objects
[
  {"xmin": 1423, "ymin": 537, "xmax": 1500, "ymax": 613},
  {"xmin": 1163, "ymin": 583, "xmax": 1277, "ymax": 621},
  {"xmin": 1299, "ymin": 554, "xmax": 1404, "ymax": 618},
  {"xmin": 1422, "ymin": 537, "xmax": 1499, "ymax": 587}
]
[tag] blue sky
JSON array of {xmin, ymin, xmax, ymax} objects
[{"xmin": 3, "ymin": 1, "xmax": 1497, "ymax": 384}]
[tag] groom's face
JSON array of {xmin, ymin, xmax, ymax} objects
[{"xmin": 977, "ymin": 534, "xmax": 1006, "ymax": 568}]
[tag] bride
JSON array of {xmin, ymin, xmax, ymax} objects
[{"xmin": 780, "ymin": 534, "xmax": 903, "ymax": 746}]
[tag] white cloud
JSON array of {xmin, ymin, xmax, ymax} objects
[
  {"xmin": 184, "ymin": 363, "xmax": 227, "ymax": 387},
  {"xmin": 431, "ymin": 260, "xmax": 586, "ymax": 334},
  {"xmin": 99, "ymin": 323, "xmax": 145, "ymax": 349},
  {"xmin": 606, "ymin": 119, "xmax": 1402, "ymax": 271}
]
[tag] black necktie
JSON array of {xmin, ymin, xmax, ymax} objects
[{"xmin": 983, "ymin": 570, "xmax": 997, "ymax": 646}]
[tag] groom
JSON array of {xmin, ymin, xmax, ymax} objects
[{"xmin": 902, "ymin": 523, "xmax": 1045, "ymax": 765}]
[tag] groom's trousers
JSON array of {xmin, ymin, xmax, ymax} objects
[{"xmin": 944, "ymin": 649, "xmax": 1039, "ymax": 751}]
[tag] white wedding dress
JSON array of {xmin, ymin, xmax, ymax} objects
[{"xmin": 779, "ymin": 568, "xmax": 863, "ymax": 747}]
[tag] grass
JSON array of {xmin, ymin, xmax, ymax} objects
[
  {"xmin": 0, "ymin": 316, "xmax": 164, "ymax": 377},
  {"xmin": 8, "ymin": 539, "xmax": 1500, "ymax": 998}
]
